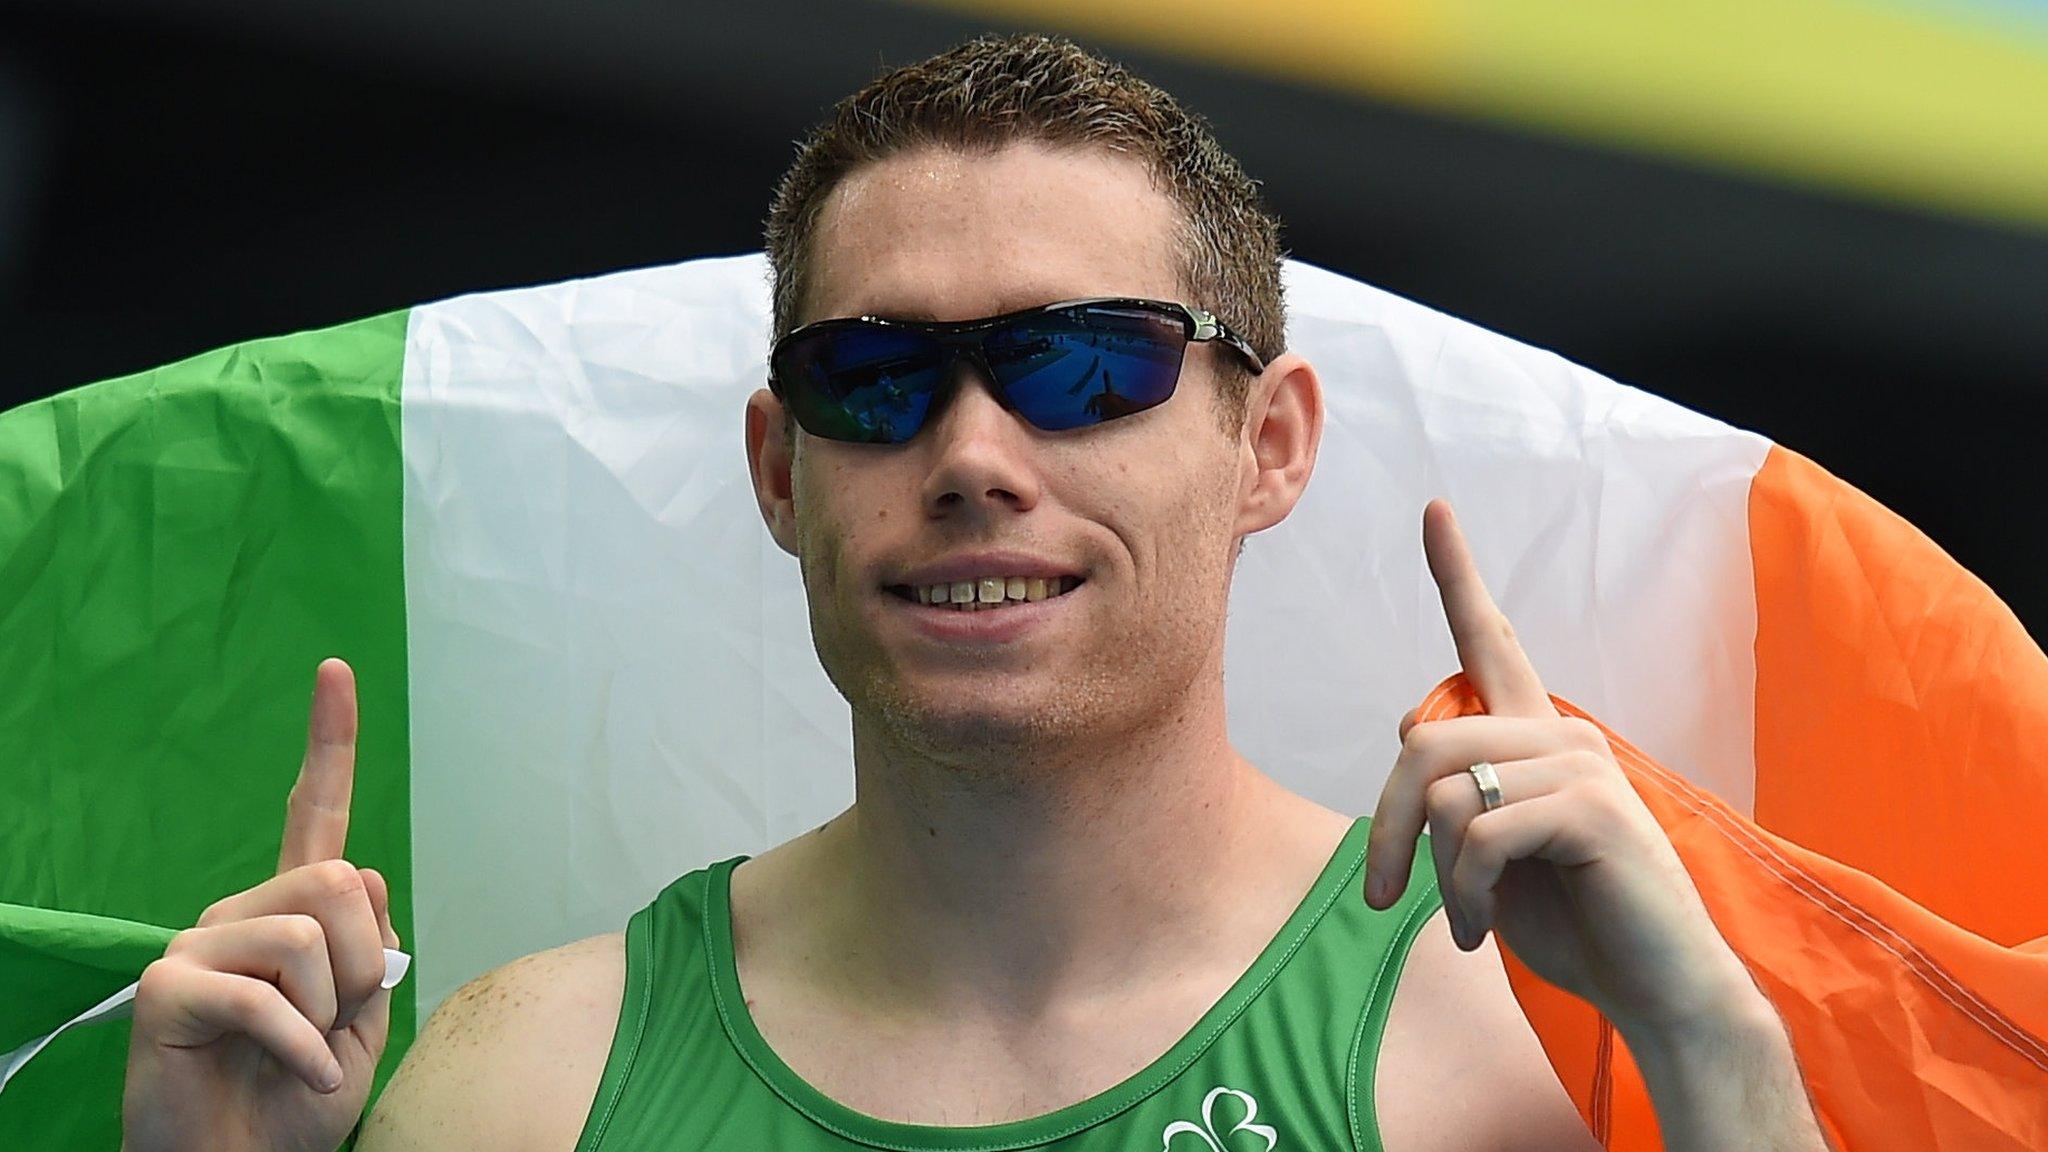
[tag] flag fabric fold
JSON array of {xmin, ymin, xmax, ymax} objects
[
  {"xmin": 1419, "ymin": 674, "xmax": 2048, "ymax": 1150},
  {"xmin": 0, "ymin": 905, "xmax": 172, "ymax": 1061}
]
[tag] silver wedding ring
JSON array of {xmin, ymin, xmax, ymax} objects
[{"xmin": 1467, "ymin": 761, "xmax": 1504, "ymax": 812}]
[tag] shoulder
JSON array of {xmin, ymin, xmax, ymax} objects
[
  {"xmin": 357, "ymin": 931, "xmax": 626, "ymax": 1152},
  {"xmin": 1372, "ymin": 909, "xmax": 1602, "ymax": 1152}
]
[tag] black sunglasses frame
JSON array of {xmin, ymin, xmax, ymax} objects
[{"xmin": 768, "ymin": 297, "xmax": 1268, "ymax": 443}]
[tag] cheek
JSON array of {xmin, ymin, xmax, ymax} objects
[
  {"xmin": 1123, "ymin": 445, "xmax": 1241, "ymax": 586},
  {"xmin": 792, "ymin": 464, "xmax": 852, "ymax": 601},
  {"xmin": 791, "ymin": 458, "xmax": 902, "ymax": 623}
]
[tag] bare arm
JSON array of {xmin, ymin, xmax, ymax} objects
[
  {"xmin": 1620, "ymin": 981, "xmax": 1829, "ymax": 1152},
  {"xmin": 357, "ymin": 933, "xmax": 624, "ymax": 1152}
]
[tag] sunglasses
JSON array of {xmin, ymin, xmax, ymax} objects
[{"xmin": 768, "ymin": 298, "xmax": 1266, "ymax": 445}]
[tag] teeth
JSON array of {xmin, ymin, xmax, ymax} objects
[{"xmin": 913, "ymin": 575, "xmax": 1078, "ymax": 609}]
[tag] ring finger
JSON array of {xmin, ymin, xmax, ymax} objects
[
  {"xmin": 1424, "ymin": 755, "xmax": 1572, "ymax": 941},
  {"xmin": 1370, "ymin": 714, "xmax": 1596, "ymax": 905}
]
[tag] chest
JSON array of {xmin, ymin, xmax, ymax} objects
[
  {"xmin": 743, "ymin": 970, "xmax": 1234, "ymax": 1126},
  {"xmin": 737, "ymin": 912, "xmax": 1585, "ymax": 1152}
]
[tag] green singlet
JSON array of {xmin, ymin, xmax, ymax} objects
[{"xmin": 571, "ymin": 820, "xmax": 1443, "ymax": 1152}]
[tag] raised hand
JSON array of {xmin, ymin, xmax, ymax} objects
[
  {"xmin": 123, "ymin": 658, "xmax": 400, "ymax": 1152},
  {"xmin": 1364, "ymin": 501, "xmax": 1758, "ymax": 1036}
]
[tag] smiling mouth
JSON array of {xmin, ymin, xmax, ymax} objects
[{"xmin": 886, "ymin": 576, "xmax": 1084, "ymax": 611}]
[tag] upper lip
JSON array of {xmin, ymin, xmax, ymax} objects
[{"xmin": 889, "ymin": 551, "xmax": 1084, "ymax": 588}]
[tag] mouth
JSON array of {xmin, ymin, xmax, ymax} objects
[{"xmin": 885, "ymin": 575, "xmax": 1085, "ymax": 611}]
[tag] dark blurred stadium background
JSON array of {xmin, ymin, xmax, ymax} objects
[{"xmin": 1, "ymin": 0, "xmax": 2043, "ymax": 637}]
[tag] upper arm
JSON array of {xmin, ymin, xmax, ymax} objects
[
  {"xmin": 356, "ymin": 932, "xmax": 625, "ymax": 1152},
  {"xmin": 1373, "ymin": 909, "xmax": 1602, "ymax": 1152}
]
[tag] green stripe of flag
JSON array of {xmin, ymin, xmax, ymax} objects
[{"xmin": 0, "ymin": 311, "xmax": 417, "ymax": 1149}]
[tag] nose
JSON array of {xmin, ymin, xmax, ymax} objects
[{"xmin": 917, "ymin": 366, "xmax": 1044, "ymax": 519}]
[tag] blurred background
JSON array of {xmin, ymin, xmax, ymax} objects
[{"xmin": 0, "ymin": 0, "xmax": 2043, "ymax": 637}]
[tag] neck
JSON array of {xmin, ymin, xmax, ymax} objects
[{"xmin": 817, "ymin": 674, "xmax": 1304, "ymax": 1013}]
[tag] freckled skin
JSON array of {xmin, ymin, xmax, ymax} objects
[{"xmin": 358, "ymin": 940, "xmax": 622, "ymax": 1149}]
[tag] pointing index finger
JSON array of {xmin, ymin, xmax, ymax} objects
[
  {"xmin": 1422, "ymin": 500, "xmax": 1552, "ymax": 718},
  {"xmin": 278, "ymin": 658, "xmax": 358, "ymax": 874}
]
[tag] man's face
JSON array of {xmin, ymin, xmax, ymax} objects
[{"xmin": 758, "ymin": 142, "xmax": 1264, "ymax": 761}]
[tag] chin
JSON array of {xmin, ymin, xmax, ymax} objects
[
  {"xmin": 852, "ymin": 671, "xmax": 1122, "ymax": 764},
  {"xmin": 817, "ymin": 624, "xmax": 1211, "ymax": 765},
  {"xmin": 881, "ymin": 688, "xmax": 1075, "ymax": 751}
]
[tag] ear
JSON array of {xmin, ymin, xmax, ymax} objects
[
  {"xmin": 1233, "ymin": 353, "xmax": 1323, "ymax": 539},
  {"xmin": 745, "ymin": 388, "xmax": 802, "ymax": 557}
]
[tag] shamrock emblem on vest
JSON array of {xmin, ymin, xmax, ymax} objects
[{"xmin": 1160, "ymin": 1085, "xmax": 1278, "ymax": 1151}]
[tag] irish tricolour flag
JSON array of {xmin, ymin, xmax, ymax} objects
[{"xmin": 4, "ymin": 255, "xmax": 2044, "ymax": 1149}]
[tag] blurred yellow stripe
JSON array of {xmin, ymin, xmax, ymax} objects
[
  {"xmin": 910, "ymin": 0, "xmax": 1462, "ymax": 95},
  {"xmin": 913, "ymin": 0, "xmax": 2048, "ymax": 230}
]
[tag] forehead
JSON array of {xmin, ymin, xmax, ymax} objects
[{"xmin": 803, "ymin": 142, "xmax": 1186, "ymax": 325}]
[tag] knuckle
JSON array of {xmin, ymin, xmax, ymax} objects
[
  {"xmin": 1576, "ymin": 779, "xmax": 1629, "ymax": 822},
  {"xmin": 195, "ymin": 896, "xmax": 234, "ymax": 929},
  {"xmin": 163, "ymin": 926, "xmax": 204, "ymax": 958},
  {"xmin": 1399, "ymin": 723, "xmax": 1439, "ymax": 762},
  {"xmin": 305, "ymin": 858, "xmax": 364, "ymax": 898},
  {"xmin": 1562, "ymin": 717, "xmax": 1606, "ymax": 752},
  {"xmin": 279, "ymin": 913, "xmax": 327, "ymax": 954},
  {"xmin": 135, "ymin": 958, "xmax": 184, "ymax": 1006}
]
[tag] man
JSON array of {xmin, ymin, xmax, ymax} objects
[{"xmin": 120, "ymin": 35, "xmax": 1827, "ymax": 1152}]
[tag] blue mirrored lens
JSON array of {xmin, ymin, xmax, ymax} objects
[
  {"xmin": 776, "ymin": 325, "xmax": 946, "ymax": 444},
  {"xmin": 985, "ymin": 306, "xmax": 1187, "ymax": 432}
]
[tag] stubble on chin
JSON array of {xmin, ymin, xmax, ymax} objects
[
  {"xmin": 816, "ymin": 569, "xmax": 1229, "ymax": 791},
  {"xmin": 861, "ymin": 663, "xmax": 1119, "ymax": 773},
  {"xmin": 793, "ymin": 457, "xmax": 1242, "ymax": 787}
]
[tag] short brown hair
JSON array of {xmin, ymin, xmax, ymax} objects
[{"xmin": 764, "ymin": 33, "xmax": 1286, "ymax": 429}]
